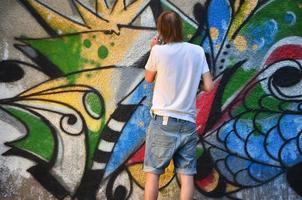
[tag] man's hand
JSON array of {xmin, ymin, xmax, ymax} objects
[
  {"xmin": 202, "ymin": 72, "xmax": 214, "ymax": 92},
  {"xmin": 151, "ymin": 36, "xmax": 159, "ymax": 48}
]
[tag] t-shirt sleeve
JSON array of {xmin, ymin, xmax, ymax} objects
[
  {"xmin": 145, "ymin": 47, "xmax": 157, "ymax": 72},
  {"xmin": 200, "ymin": 49, "xmax": 210, "ymax": 74}
]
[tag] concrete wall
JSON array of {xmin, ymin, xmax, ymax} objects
[{"xmin": 0, "ymin": 0, "xmax": 301, "ymax": 199}]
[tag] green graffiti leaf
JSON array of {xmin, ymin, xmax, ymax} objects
[
  {"xmin": 231, "ymin": 85, "xmax": 285, "ymax": 119},
  {"xmin": 87, "ymin": 120, "xmax": 105, "ymax": 169},
  {"xmin": 5, "ymin": 107, "xmax": 55, "ymax": 161},
  {"xmin": 222, "ymin": 67, "xmax": 256, "ymax": 105},
  {"xmin": 22, "ymin": 34, "xmax": 83, "ymax": 75}
]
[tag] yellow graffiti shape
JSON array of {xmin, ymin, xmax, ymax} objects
[
  {"xmin": 24, "ymin": 0, "xmax": 153, "ymax": 71},
  {"xmin": 233, "ymin": 35, "xmax": 248, "ymax": 52},
  {"xmin": 226, "ymin": 182, "xmax": 240, "ymax": 193},
  {"xmin": 228, "ymin": 0, "xmax": 258, "ymax": 39},
  {"xmin": 80, "ymin": 29, "xmax": 149, "ymax": 68},
  {"xmin": 19, "ymin": 85, "xmax": 104, "ymax": 133},
  {"xmin": 73, "ymin": 0, "xmax": 119, "ymax": 34},
  {"xmin": 25, "ymin": 0, "xmax": 88, "ymax": 33},
  {"xmin": 19, "ymin": 67, "xmax": 141, "ymax": 132},
  {"xmin": 25, "ymin": 0, "xmax": 148, "ymax": 34}
]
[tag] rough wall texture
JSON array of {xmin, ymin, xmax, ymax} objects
[{"xmin": 0, "ymin": 0, "xmax": 302, "ymax": 199}]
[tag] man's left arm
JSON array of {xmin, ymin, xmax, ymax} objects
[
  {"xmin": 145, "ymin": 70, "xmax": 157, "ymax": 83},
  {"xmin": 144, "ymin": 37, "xmax": 159, "ymax": 83}
]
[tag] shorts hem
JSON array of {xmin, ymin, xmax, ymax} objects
[
  {"xmin": 143, "ymin": 166, "xmax": 164, "ymax": 175},
  {"xmin": 175, "ymin": 168, "xmax": 196, "ymax": 175}
]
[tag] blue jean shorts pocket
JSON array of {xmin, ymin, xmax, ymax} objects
[
  {"xmin": 150, "ymin": 135, "xmax": 175, "ymax": 165},
  {"xmin": 151, "ymin": 145, "xmax": 173, "ymax": 157}
]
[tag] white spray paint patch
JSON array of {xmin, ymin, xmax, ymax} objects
[
  {"xmin": 2, "ymin": 40, "xmax": 9, "ymax": 60},
  {"xmin": 0, "ymin": 116, "xmax": 35, "ymax": 179},
  {"xmin": 0, "ymin": 114, "xmax": 36, "ymax": 198}
]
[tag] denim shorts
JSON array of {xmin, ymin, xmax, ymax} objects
[{"xmin": 143, "ymin": 115, "xmax": 198, "ymax": 175}]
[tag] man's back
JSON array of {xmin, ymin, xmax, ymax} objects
[{"xmin": 145, "ymin": 42, "xmax": 209, "ymax": 123}]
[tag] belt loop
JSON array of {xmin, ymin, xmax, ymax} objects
[
  {"xmin": 162, "ymin": 116, "xmax": 169, "ymax": 125},
  {"xmin": 150, "ymin": 110, "xmax": 154, "ymax": 119},
  {"xmin": 150, "ymin": 111, "xmax": 157, "ymax": 120}
]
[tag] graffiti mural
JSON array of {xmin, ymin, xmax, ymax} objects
[{"xmin": 0, "ymin": 0, "xmax": 301, "ymax": 199}]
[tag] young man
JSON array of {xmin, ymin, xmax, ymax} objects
[{"xmin": 144, "ymin": 11, "xmax": 214, "ymax": 200}]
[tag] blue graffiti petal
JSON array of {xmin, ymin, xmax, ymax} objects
[
  {"xmin": 253, "ymin": 37, "xmax": 266, "ymax": 50},
  {"xmin": 225, "ymin": 130, "xmax": 247, "ymax": 157},
  {"xmin": 209, "ymin": 148, "xmax": 236, "ymax": 183},
  {"xmin": 279, "ymin": 115, "xmax": 302, "ymax": 140},
  {"xmin": 235, "ymin": 170, "xmax": 261, "ymax": 186},
  {"xmin": 104, "ymin": 81, "xmax": 153, "ymax": 177},
  {"xmin": 280, "ymin": 138, "xmax": 302, "ymax": 167},
  {"xmin": 216, "ymin": 159, "xmax": 235, "ymax": 182},
  {"xmin": 299, "ymin": 133, "xmax": 302, "ymax": 153},
  {"xmin": 249, "ymin": 19, "xmax": 278, "ymax": 48},
  {"xmin": 282, "ymin": 102, "xmax": 302, "ymax": 112},
  {"xmin": 226, "ymin": 155, "xmax": 251, "ymax": 174},
  {"xmin": 249, "ymin": 163, "xmax": 283, "ymax": 182},
  {"xmin": 266, "ymin": 127, "xmax": 284, "ymax": 160},
  {"xmin": 246, "ymin": 134, "xmax": 279, "ymax": 165},
  {"xmin": 202, "ymin": 37, "xmax": 212, "ymax": 54},
  {"xmin": 234, "ymin": 119, "xmax": 253, "ymax": 140},
  {"xmin": 126, "ymin": 81, "xmax": 154, "ymax": 105},
  {"xmin": 242, "ymin": 17, "xmax": 279, "ymax": 57},
  {"xmin": 104, "ymin": 105, "xmax": 151, "ymax": 177},
  {"xmin": 217, "ymin": 120, "xmax": 235, "ymax": 142},
  {"xmin": 207, "ymin": 0, "xmax": 232, "ymax": 57},
  {"xmin": 209, "ymin": 146, "xmax": 229, "ymax": 160},
  {"xmin": 256, "ymin": 114, "xmax": 279, "ymax": 133}
]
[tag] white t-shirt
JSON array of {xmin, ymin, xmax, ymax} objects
[{"xmin": 145, "ymin": 42, "xmax": 209, "ymax": 123}]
